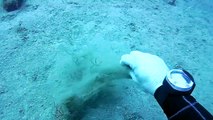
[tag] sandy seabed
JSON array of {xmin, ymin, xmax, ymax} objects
[{"xmin": 0, "ymin": 0, "xmax": 212, "ymax": 120}]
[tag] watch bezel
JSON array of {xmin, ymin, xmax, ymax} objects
[
  {"xmin": 163, "ymin": 69, "xmax": 195, "ymax": 95},
  {"xmin": 166, "ymin": 69, "xmax": 194, "ymax": 92}
]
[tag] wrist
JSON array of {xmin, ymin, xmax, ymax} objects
[
  {"xmin": 154, "ymin": 85, "xmax": 169, "ymax": 107},
  {"xmin": 150, "ymin": 82, "xmax": 163, "ymax": 95},
  {"xmin": 150, "ymin": 69, "xmax": 169, "ymax": 95}
]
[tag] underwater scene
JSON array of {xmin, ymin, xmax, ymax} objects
[{"xmin": 0, "ymin": 0, "xmax": 212, "ymax": 120}]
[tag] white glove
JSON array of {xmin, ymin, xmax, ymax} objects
[{"xmin": 120, "ymin": 51, "xmax": 169, "ymax": 95}]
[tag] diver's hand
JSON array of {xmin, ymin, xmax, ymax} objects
[{"xmin": 120, "ymin": 51, "xmax": 169, "ymax": 95}]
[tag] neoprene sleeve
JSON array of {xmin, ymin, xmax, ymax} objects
[{"xmin": 154, "ymin": 86, "xmax": 213, "ymax": 120}]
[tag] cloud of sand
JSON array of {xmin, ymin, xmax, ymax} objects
[{"xmin": 47, "ymin": 42, "xmax": 130, "ymax": 106}]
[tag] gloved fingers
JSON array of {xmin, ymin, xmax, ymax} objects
[
  {"xmin": 120, "ymin": 54, "xmax": 137, "ymax": 70},
  {"xmin": 120, "ymin": 51, "xmax": 147, "ymax": 69}
]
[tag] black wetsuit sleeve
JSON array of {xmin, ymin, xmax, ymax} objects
[{"xmin": 154, "ymin": 86, "xmax": 213, "ymax": 120}]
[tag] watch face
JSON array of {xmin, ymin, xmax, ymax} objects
[{"xmin": 167, "ymin": 69, "xmax": 194, "ymax": 91}]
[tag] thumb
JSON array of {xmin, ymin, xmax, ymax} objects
[{"xmin": 129, "ymin": 71, "xmax": 138, "ymax": 82}]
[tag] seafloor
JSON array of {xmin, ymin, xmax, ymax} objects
[{"xmin": 0, "ymin": 0, "xmax": 212, "ymax": 120}]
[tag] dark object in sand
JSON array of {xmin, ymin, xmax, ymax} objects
[
  {"xmin": 167, "ymin": 0, "xmax": 176, "ymax": 6},
  {"xmin": 3, "ymin": 0, "xmax": 24, "ymax": 12}
]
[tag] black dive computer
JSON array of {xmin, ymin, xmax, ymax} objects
[
  {"xmin": 154, "ymin": 69, "xmax": 196, "ymax": 106},
  {"xmin": 164, "ymin": 69, "xmax": 195, "ymax": 95}
]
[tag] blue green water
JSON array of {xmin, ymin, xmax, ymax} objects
[{"xmin": 0, "ymin": 0, "xmax": 212, "ymax": 120}]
